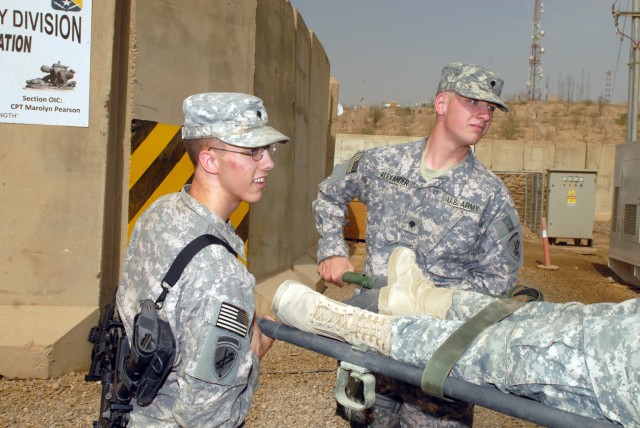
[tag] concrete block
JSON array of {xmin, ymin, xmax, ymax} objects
[
  {"xmin": 0, "ymin": 305, "xmax": 99, "ymax": 379},
  {"xmin": 292, "ymin": 253, "xmax": 323, "ymax": 291},
  {"xmin": 474, "ymin": 140, "xmax": 493, "ymax": 167},
  {"xmin": 255, "ymin": 253, "xmax": 324, "ymax": 318},
  {"xmin": 524, "ymin": 141, "xmax": 555, "ymax": 171},
  {"xmin": 254, "ymin": 270, "xmax": 306, "ymax": 317},
  {"xmin": 554, "ymin": 142, "xmax": 586, "ymax": 169},
  {"xmin": 491, "ymin": 140, "xmax": 524, "ymax": 171}
]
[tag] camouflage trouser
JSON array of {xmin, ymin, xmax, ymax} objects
[{"xmin": 337, "ymin": 374, "xmax": 473, "ymax": 428}]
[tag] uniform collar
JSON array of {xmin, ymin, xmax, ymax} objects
[
  {"xmin": 407, "ymin": 138, "xmax": 475, "ymax": 197},
  {"xmin": 179, "ymin": 185, "xmax": 245, "ymax": 256}
]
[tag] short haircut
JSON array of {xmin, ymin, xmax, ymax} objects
[{"xmin": 183, "ymin": 137, "xmax": 219, "ymax": 166}]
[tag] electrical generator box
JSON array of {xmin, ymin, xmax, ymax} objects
[
  {"xmin": 609, "ymin": 141, "xmax": 640, "ymax": 287},
  {"xmin": 546, "ymin": 169, "xmax": 597, "ymax": 246}
]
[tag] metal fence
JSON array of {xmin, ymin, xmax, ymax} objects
[{"xmin": 494, "ymin": 171, "xmax": 546, "ymax": 236}]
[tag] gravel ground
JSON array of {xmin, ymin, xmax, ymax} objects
[{"xmin": 1, "ymin": 223, "xmax": 638, "ymax": 427}]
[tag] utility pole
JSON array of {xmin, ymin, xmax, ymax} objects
[
  {"xmin": 526, "ymin": 0, "xmax": 545, "ymax": 101},
  {"xmin": 613, "ymin": 0, "xmax": 640, "ymax": 141}
]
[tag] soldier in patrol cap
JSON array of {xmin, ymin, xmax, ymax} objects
[
  {"xmin": 116, "ymin": 92, "xmax": 288, "ymax": 427},
  {"xmin": 313, "ymin": 63, "xmax": 523, "ymax": 426}
]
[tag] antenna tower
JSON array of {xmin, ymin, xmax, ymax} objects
[{"xmin": 526, "ymin": 0, "xmax": 545, "ymax": 101}]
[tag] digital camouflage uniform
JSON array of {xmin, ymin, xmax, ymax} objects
[
  {"xmin": 314, "ymin": 140, "xmax": 522, "ymax": 293},
  {"xmin": 314, "ymin": 139, "xmax": 523, "ymax": 426},
  {"xmin": 393, "ymin": 292, "xmax": 640, "ymax": 427},
  {"xmin": 116, "ymin": 186, "xmax": 258, "ymax": 427},
  {"xmin": 114, "ymin": 92, "xmax": 288, "ymax": 427},
  {"xmin": 314, "ymin": 63, "xmax": 521, "ymax": 426},
  {"xmin": 181, "ymin": 92, "xmax": 289, "ymax": 148}
]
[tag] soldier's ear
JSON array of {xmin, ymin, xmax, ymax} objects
[
  {"xmin": 435, "ymin": 92, "xmax": 448, "ymax": 116},
  {"xmin": 199, "ymin": 147, "xmax": 220, "ymax": 174}
]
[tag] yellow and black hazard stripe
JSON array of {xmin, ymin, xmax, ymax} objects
[{"xmin": 128, "ymin": 119, "xmax": 249, "ymax": 262}]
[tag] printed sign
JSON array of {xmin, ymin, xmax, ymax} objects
[
  {"xmin": 567, "ymin": 187, "xmax": 576, "ymax": 206},
  {"xmin": 0, "ymin": 0, "xmax": 92, "ymax": 127}
]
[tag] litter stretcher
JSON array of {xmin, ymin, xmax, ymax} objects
[{"xmin": 258, "ymin": 272, "xmax": 617, "ymax": 428}]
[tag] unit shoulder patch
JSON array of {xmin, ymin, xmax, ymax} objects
[
  {"xmin": 188, "ymin": 299, "xmax": 251, "ymax": 385},
  {"xmin": 506, "ymin": 230, "xmax": 521, "ymax": 262},
  {"xmin": 489, "ymin": 210, "xmax": 523, "ymax": 268},
  {"xmin": 214, "ymin": 335, "xmax": 241, "ymax": 380}
]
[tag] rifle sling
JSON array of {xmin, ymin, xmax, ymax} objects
[{"xmin": 156, "ymin": 234, "xmax": 236, "ymax": 307}]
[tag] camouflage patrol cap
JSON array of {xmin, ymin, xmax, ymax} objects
[
  {"xmin": 181, "ymin": 92, "xmax": 290, "ymax": 147},
  {"xmin": 437, "ymin": 63, "xmax": 509, "ymax": 112}
]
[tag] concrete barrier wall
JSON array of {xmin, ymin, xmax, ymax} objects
[
  {"xmin": 333, "ymin": 134, "xmax": 419, "ymax": 165},
  {"xmin": 0, "ymin": 2, "xmax": 118, "ymax": 307},
  {"xmin": 129, "ymin": 0, "xmax": 331, "ymax": 283},
  {"xmin": 0, "ymin": 0, "xmax": 332, "ymax": 377},
  {"xmin": 251, "ymin": 0, "xmax": 297, "ymax": 279},
  {"xmin": 0, "ymin": 1, "xmax": 120, "ymax": 378},
  {"xmin": 523, "ymin": 141, "xmax": 556, "ymax": 171},
  {"xmin": 0, "ymin": 0, "xmax": 329, "ymax": 308},
  {"xmin": 132, "ymin": 1, "xmax": 258, "ymax": 125},
  {"xmin": 335, "ymin": 134, "xmax": 617, "ymax": 221},
  {"xmin": 291, "ymin": 12, "xmax": 314, "ymax": 262}
]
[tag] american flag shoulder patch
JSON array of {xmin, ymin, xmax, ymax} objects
[
  {"xmin": 347, "ymin": 151, "xmax": 364, "ymax": 174},
  {"xmin": 215, "ymin": 302, "xmax": 249, "ymax": 337}
]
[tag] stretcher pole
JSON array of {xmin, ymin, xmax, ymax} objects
[{"xmin": 258, "ymin": 318, "xmax": 615, "ymax": 428}]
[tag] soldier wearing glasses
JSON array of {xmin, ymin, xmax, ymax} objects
[{"xmin": 116, "ymin": 92, "xmax": 288, "ymax": 427}]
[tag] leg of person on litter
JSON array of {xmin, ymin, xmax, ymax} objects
[{"xmin": 272, "ymin": 247, "xmax": 640, "ymax": 427}]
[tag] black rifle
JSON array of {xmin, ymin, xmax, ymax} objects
[
  {"xmin": 86, "ymin": 304, "xmax": 124, "ymax": 383},
  {"xmin": 87, "ymin": 300, "xmax": 175, "ymax": 428},
  {"xmin": 86, "ymin": 234, "xmax": 236, "ymax": 427},
  {"xmin": 86, "ymin": 304, "xmax": 130, "ymax": 427}
]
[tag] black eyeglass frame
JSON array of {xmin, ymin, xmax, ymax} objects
[{"xmin": 207, "ymin": 144, "xmax": 276, "ymax": 161}]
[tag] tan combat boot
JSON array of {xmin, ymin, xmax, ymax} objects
[
  {"xmin": 379, "ymin": 246, "xmax": 454, "ymax": 319},
  {"xmin": 272, "ymin": 280, "xmax": 393, "ymax": 356}
]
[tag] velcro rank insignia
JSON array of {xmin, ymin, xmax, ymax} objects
[
  {"xmin": 347, "ymin": 151, "xmax": 364, "ymax": 174},
  {"xmin": 214, "ymin": 335, "xmax": 241, "ymax": 380},
  {"xmin": 401, "ymin": 214, "xmax": 421, "ymax": 234},
  {"xmin": 216, "ymin": 302, "xmax": 249, "ymax": 337}
]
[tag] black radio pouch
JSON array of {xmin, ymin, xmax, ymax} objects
[
  {"xmin": 89, "ymin": 234, "xmax": 237, "ymax": 427},
  {"xmin": 112, "ymin": 299, "xmax": 177, "ymax": 407}
]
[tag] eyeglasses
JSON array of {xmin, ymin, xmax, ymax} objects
[{"xmin": 208, "ymin": 144, "xmax": 277, "ymax": 161}]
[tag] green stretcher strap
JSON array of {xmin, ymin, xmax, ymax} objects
[
  {"xmin": 509, "ymin": 285, "xmax": 544, "ymax": 302},
  {"xmin": 421, "ymin": 298, "xmax": 526, "ymax": 400}
]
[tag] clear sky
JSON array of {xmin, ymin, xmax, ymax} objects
[{"xmin": 288, "ymin": 0, "xmax": 631, "ymax": 107}]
